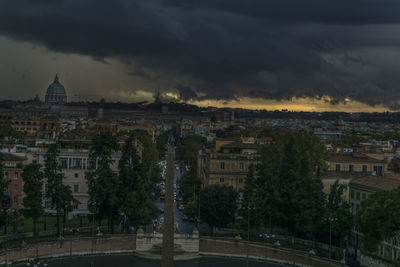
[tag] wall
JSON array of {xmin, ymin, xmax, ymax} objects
[
  {"xmin": 0, "ymin": 235, "xmax": 136, "ymax": 264},
  {"xmin": 199, "ymin": 238, "xmax": 346, "ymax": 267},
  {"xmin": 136, "ymin": 232, "xmax": 199, "ymax": 253}
]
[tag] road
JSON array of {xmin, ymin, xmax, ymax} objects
[{"xmin": 155, "ymin": 161, "xmax": 196, "ymax": 234}]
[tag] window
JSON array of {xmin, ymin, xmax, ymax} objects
[
  {"xmin": 356, "ymin": 204, "xmax": 360, "ymax": 212},
  {"xmin": 239, "ymin": 163, "xmax": 244, "ymax": 171},
  {"xmin": 335, "ymin": 164, "xmax": 340, "ymax": 171},
  {"xmin": 349, "ymin": 164, "xmax": 354, "ymax": 172},
  {"xmin": 362, "ymin": 193, "xmax": 366, "ymax": 200},
  {"xmin": 220, "ymin": 162, "xmax": 225, "ymax": 170},
  {"xmin": 356, "ymin": 191, "xmax": 360, "ymax": 200},
  {"xmin": 60, "ymin": 158, "xmax": 68, "ymax": 169},
  {"xmin": 14, "ymin": 172, "xmax": 18, "ymax": 179},
  {"xmin": 362, "ymin": 165, "xmax": 367, "ymax": 172},
  {"xmin": 374, "ymin": 165, "xmax": 383, "ymax": 174},
  {"xmin": 13, "ymin": 196, "xmax": 18, "ymax": 205},
  {"xmin": 45, "ymin": 183, "xmax": 48, "ymax": 192},
  {"xmin": 239, "ymin": 178, "xmax": 244, "ymax": 184},
  {"xmin": 4, "ymin": 172, "xmax": 9, "ymax": 179},
  {"xmin": 219, "ymin": 178, "xmax": 224, "ymax": 183},
  {"xmin": 73, "ymin": 203, "xmax": 78, "ymax": 210},
  {"xmin": 73, "ymin": 158, "xmax": 82, "ymax": 169},
  {"xmin": 13, "ymin": 184, "xmax": 18, "ymax": 192},
  {"xmin": 73, "ymin": 184, "xmax": 79, "ymax": 193},
  {"xmin": 74, "ymin": 173, "xmax": 79, "ymax": 178},
  {"xmin": 350, "ymin": 190, "xmax": 354, "ymax": 199}
]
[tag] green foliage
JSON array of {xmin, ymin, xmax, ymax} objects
[
  {"xmin": 331, "ymin": 134, "xmax": 367, "ymax": 148},
  {"xmin": 177, "ymin": 134, "xmax": 207, "ymax": 169},
  {"xmin": 177, "ymin": 134, "xmax": 206, "ymax": 204},
  {"xmin": 44, "ymin": 143, "xmax": 75, "ymax": 236},
  {"xmin": 0, "ymin": 154, "xmax": 9, "ymax": 213},
  {"xmin": 251, "ymin": 130, "xmax": 328, "ymax": 239},
  {"xmin": 86, "ymin": 132, "xmax": 120, "ymax": 232},
  {"xmin": 179, "ymin": 168, "xmax": 201, "ymax": 203},
  {"xmin": 129, "ymin": 130, "xmax": 158, "ymax": 169},
  {"xmin": 357, "ymin": 186, "xmax": 400, "ymax": 252},
  {"xmin": 21, "ymin": 164, "xmax": 44, "ymax": 237},
  {"xmin": 156, "ymin": 131, "xmax": 170, "ymax": 157},
  {"xmin": 0, "ymin": 124, "xmax": 24, "ymax": 140},
  {"xmin": 199, "ymin": 185, "xmax": 238, "ymax": 230},
  {"xmin": 118, "ymin": 135, "xmax": 157, "ymax": 228},
  {"xmin": 317, "ymin": 180, "xmax": 353, "ymax": 245}
]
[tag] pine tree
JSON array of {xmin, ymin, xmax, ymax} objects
[
  {"xmin": 0, "ymin": 154, "xmax": 10, "ymax": 228},
  {"xmin": 118, "ymin": 135, "xmax": 157, "ymax": 230},
  {"xmin": 44, "ymin": 143, "xmax": 74, "ymax": 237},
  {"xmin": 86, "ymin": 132, "xmax": 120, "ymax": 233},
  {"xmin": 22, "ymin": 164, "xmax": 44, "ymax": 237}
]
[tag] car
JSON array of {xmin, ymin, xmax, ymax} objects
[
  {"xmin": 158, "ymin": 207, "xmax": 164, "ymax": 213},
  {"xmin": 182, "ymin": 215, "xmax": 188, "ymax": 221},
  {"xmin": 159, "ymin": 216, "xmax": 164, "ymax": 224},
  {"xmin": 189, "ymin": 217, "xmax": 196, "ymax": 223},
  {"xmin": 178, "ymin": 205, "xmax": 184, "ymax": 211}
]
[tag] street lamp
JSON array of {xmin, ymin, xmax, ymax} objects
[{"xmin": 325, "ymin": 215, "xmax": 338, "ymax": 260}]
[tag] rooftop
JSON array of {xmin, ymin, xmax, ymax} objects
[
  {"xmin": 1, "ymin": 152, "xmax": 27, "ymax": 162},
  {"xmin": 350, "ymin": 175, "xmax": 400, "ymax": 191},
  {"xmin": 329, "ymin": 153, "xmax": 385, "ymax": 164}
]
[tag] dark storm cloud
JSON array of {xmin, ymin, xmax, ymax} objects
[{"xmin": 1, "ymin": 0, "xmax": 400, "ymax": 108}]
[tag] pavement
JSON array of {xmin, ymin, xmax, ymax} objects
[{"xmin": 146, "ymin": 160, "xmax": 196, "ymax": 234}]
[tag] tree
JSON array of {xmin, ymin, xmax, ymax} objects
[
  {"xmin": 44, "ymin": 143, "xmax": 73, "ymax": 237},
  {"xmin": 86, "ymin": 132, "xmax": 120, "ymax": 233},
  {"xmin": 128, "ymin": 130, "xmax": 158, "ymax": 170},
  {"xmin": 357, "ymin": 187, "xmax": 400, "ymax": 252},
  {"xmin": 0, "ymin": 154, "xmax": 10, "ymax": 228},
  {"xmin": 0, "ymin": 124, "xmax": 24, "ymax": 140},
  {"xmin": 199, "ymin": 185, "xmax": 238, "ymax": 232},
  {"xmin": 254, "ymin": 132, "xmax": 327, "ymax": 239},
  {"xmin": 318, "ymin": 180, "xmax": 353, "ymax": 246},
  {"xmin": 118, "ymin": 135, "xmax": 157, "ymax": 230},
  {"xmin": 21, "ymin": 164, "xmax": 44, "ymax": 237},
  {"xmin": 177, "ymin": 134, "xmax": 207, "ymax": 203}
]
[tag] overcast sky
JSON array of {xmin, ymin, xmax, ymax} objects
[{"xmin": 1, "ymin": 0, "xmax": 400, "ymax": 111}]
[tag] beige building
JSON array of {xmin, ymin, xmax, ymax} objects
[
  {"xmin": 323, "ymin": 153, "xmax": 388, "ymax": 201},
  {"xmin": 349, "ymin": 174, "xmax": 400, "ymax": 215},
  {"xmin": 197, "ymin": 140, "xmax": 261, "ymax": 191},
  {"xmin": 327, "ymin": 152, "xmax": 387, "ymax": 174}
]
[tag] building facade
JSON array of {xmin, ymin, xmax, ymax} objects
[
  {"xmin": 197, "ymin": 140, "xmax": 261, "ymax": 191},
  {"xmin": 1, "ymin": 153, "xmax": 27, "ymax": 212}
]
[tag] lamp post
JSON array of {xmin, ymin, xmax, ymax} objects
[
  {"xmin": 4, "ymin": 208, "xmax": 9, "ymax": 267},
  {"xmin": 246, "ymin": 203, "xmax": 251, "ymax": 267},
  {"xmin": 325, "ymin": 215, "xmax": 338, "ymax": 260}
]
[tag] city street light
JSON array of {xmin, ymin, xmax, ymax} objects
[{"xmin": 325, "ymin": 215, "xmax": 338, "ymax": 260}]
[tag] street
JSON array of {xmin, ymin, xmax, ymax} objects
[{"xmin": 148, "ymin": 160, "xmax": 196, "ymax": 234}]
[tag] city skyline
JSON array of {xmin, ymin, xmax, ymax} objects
[{"xmin": 1, "ymin": 1, "xmax": 400, "ymax": 112}]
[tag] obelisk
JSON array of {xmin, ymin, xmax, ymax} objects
[{"xmin": 162, "ymin": 144, "xmax": 175, "ymax": 267}]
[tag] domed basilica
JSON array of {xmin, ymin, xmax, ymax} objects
[{"xmin": 45, "ymin": 74, "xmax": 67, "ymax": 105}]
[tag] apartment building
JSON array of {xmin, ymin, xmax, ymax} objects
[
  {"xmin": 1, "ymin": 152, "xmax": 27, "ymax": 212},
  {"xmin": 197, "ymin": 139, "xmax": 261, "ymax": 191}
]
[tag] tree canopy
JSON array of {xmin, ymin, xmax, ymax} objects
[
  {"xmin": 357, "ymin": 186, "xmax": 400, "ymax": 252},
  {"xmin": 22, "ymin": 163, "xmax": 44, "ymax": 237},
  {"xmin": 199, "ymin": 185, "xmax": 238, "ymax": 230}
]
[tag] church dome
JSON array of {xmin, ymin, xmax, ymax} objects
[{"xmin": 45, "ymin": 74, "xmax": 67, "ymax": 105}]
